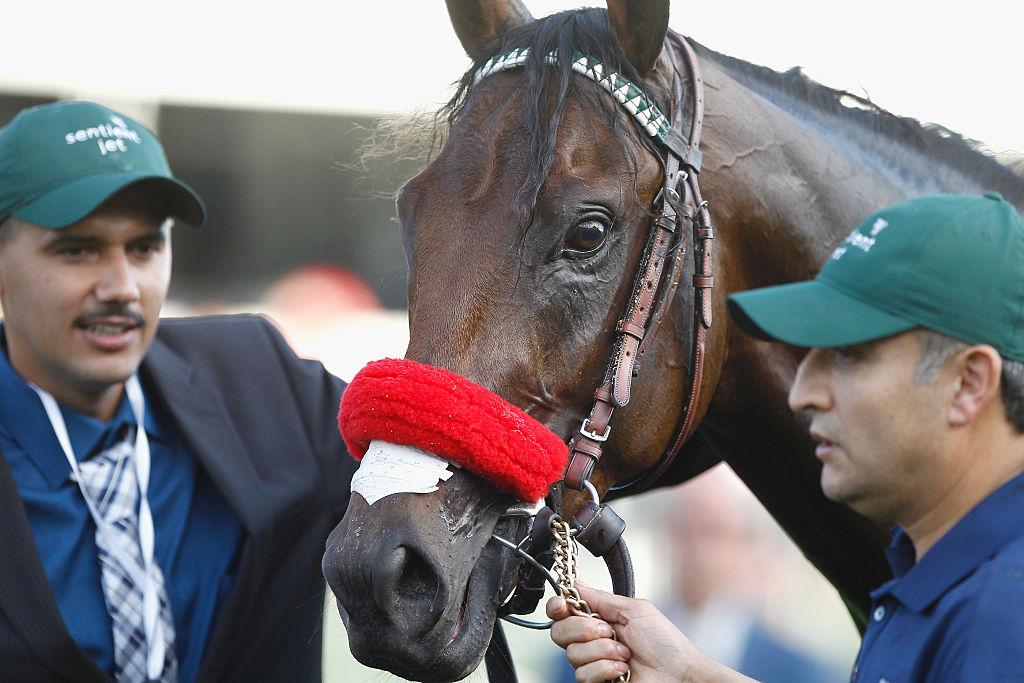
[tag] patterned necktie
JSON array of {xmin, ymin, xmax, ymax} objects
[{"xmin": 78, "ymin": 425, "xmax": 178, "ymax": 683}]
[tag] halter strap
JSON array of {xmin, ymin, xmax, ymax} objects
[
  {"xmin": 564, "ymin": 35, "xmax": 715, "ymax": 495},
  {"xmin": 609, "ymin": 34, "xmax": 715, "ymax": 496}
]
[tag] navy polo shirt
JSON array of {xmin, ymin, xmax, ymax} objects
[
  {"xmin": 852, "ymin": 471, "xmax": 1024, "ymax": 682},
  {"xmin": 0, "ymin": 336, "xmax": 243, "ymax": 682}
]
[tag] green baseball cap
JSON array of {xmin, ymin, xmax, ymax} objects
[
  {"xmin": 0, "ymin": 101, "xmax": 205, "ymax": 228},
  {"xmin": 727, "ymin": 193, "xmax": 1024, "ymax": 361}
]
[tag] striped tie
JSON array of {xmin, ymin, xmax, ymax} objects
[{"xmin": 78, "ymin": 426, "xmax": 177, "ymax": 682}]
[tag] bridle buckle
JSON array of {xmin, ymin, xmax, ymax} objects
[
  {"xmin": 579, "ymin": 418, "xmax": 611, "ymax": 442},
  {"xmin": 654, "ymin": 181, "xmax": 684, "ymax": 206}
]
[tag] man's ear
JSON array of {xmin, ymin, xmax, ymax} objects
[{"xmin": 948, "ymin": 345, "xmax": 1003, "ymax": 427}]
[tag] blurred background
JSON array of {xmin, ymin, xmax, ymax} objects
[{"xmin": 3, "ymin": 1, "xmax": 1020, "ymax": 680}]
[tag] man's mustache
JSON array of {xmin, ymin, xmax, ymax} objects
[{"xmin": 73, "ymin": 306, "xmax": 145, "ymax": 329}]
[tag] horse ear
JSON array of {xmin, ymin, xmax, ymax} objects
[
  {"xmin": 606, "ymin": 0, "xmax": 670, "ymax": 76},
  {"xmin": 445, "ymin": 0, "xmax": 534, "ymax": 59}
]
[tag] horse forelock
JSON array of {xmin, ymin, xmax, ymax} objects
[{"xmin": 441, "ymin": 7, "xmax": 668, "ymax": 216}]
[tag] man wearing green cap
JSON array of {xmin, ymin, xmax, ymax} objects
[
  {"xmin": 0, "ymin": 101, "xmax": 355, "ymax": 682},
  {"xmin": 547, "ymin": 193, "xmax": 1024, "ymax": 682}
]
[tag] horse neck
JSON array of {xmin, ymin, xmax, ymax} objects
[
  {"xmin": 679, "ymin": 44, "xmax": 1024, "ymax": 429},
  {"xmin": 692, "ymin": 48, "xmax": 1022, "ymax": 292},
  {"xmin": 697, "ymin": 42, "xmax": 1024, "ymax": 202},
  {"xmin": 671, "ymin": 51, "xmax": 932, "ymax": 431}
]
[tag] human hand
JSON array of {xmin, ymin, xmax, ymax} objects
[{"xmin": 547, "ymin": 583, "xmax": 755, "ymax": 683}]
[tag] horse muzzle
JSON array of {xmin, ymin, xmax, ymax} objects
[{"xmin": 323, "ymin": 471, "xmax": 526, "ymax": 681}]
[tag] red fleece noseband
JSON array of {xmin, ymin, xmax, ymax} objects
[{"xmin": 338, "ymin": 358, "xmax": 569, "ymax": 501}]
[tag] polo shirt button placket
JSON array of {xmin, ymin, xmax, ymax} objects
[
  {"xmin": 850, "ymin": 598, "xmax": 892, "ymax": 682},
  {"xmin": 867, "ymin": 602, "xmax": 892, "ymax": 683}
]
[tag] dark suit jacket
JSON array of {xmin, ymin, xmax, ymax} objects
[{"xmin": 0, "ymin": 315, "xmax": 356, "ymax": 682}]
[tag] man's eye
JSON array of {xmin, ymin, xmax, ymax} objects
[
  {"xmin": 563, "ymin": 219, "xmax": 609, "ymax": 257},
  {"xmin": 131, "ymin": 241, "xmax": 162, "ymax": 255},
  {"xmin": 834, "ymin": 345, "xmax": 866, "ymax": 361}
]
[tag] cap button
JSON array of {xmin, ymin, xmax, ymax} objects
[{"xmin": 983, "ymin": 191, "xmax": 1005, "ymax": 201}]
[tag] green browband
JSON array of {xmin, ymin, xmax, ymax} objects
[{"xmin": 473, "ymin": 47, "xmax": 672, "ymax": 145}]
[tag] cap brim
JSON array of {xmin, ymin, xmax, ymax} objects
[
  {"xmin": 727, "ymin": 279, "xmax": 916, "ymax": 347},
  {"xmin": 12, "ymin": 171, "xmax": 206, "ymax": 228}
]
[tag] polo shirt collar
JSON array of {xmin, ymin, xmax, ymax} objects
[
  {"xmin": 876, "ymin": 470, "xmax": 1024, "ymax": 613},
  {"xmin": 0, "ymin": 325, "xmax": 162, "ymax": 490}
]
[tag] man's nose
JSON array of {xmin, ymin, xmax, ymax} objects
[
  {"xmin": 95, "ymin": 251, "xmax": 140, "ymax": 303},
  {"xmin": 788, "ymin": 348, "xmax": 831, "ymax": 414}
]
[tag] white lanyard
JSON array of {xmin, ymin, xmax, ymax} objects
[{"xmin": 31, "ymin": 375, "xmax": 166, "ymax": 680}]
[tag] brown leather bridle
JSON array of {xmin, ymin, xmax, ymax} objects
[
  {"xmin": 484, "ymin": 35, "xmax": 715, "ymax": 680},
  {"xmin": 564, "ymin": 33, "xmax": 714, "ymax": 497}
]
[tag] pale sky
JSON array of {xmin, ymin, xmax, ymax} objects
[{"xmin": 4, "ymin": 1, "xmax": 1021, "ymax": 153}]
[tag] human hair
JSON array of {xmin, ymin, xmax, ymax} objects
[
  {"xmin": 1003, "ymin": 361, "xmax": 1024, "ymax": 432},
  {"xmin": 915, "ymin": 329, "xmax": 1024, "ymax": 433}
]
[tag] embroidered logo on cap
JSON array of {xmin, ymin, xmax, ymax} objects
[
  {"xmin": 831, "ymin": 215, "xmax": 893, "ymax": 260},
  {"xmin": 63, "ymin": 116, "xmax": 143, "ymax": 157}
]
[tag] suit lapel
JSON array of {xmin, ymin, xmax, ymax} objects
[
  {"xmin": 0, "ymin": 450, "xmax": 110, "ymax": 681},
  {"xmin": 0, "ymin": 332, "xmax": 278, "ymax": 680},
  {"xmin": 140, "ymin": 337, "xmax": 274, "ymax": 680}
]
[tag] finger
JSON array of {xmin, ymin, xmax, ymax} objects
[
  {"xmin": 566, "ymin": 638, "xmax": 631, "ymax": 667},
  {"xmin": 575, "ymin": 584, "xmax": 638, "ymax": 624},
  {"xmin": 546, "ymin": 596, "xmax": 570, "ymax": 620},
  {"xmin": 573, "ymin": 658, "xmax": 631, "ymax": 683},
  {"xmin": 550, "ymin": 616, "xmax": 615, "ymax": 649}
]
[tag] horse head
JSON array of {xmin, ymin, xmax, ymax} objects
[
  {"xmin": 323, "ymin": 0, "xmax": 920, "ymax": 678},
  {"xmin": 323, "ymin": 1, "xmax": 707, "ymax": 679}
]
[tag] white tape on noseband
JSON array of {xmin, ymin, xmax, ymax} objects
[{"xmin": 351, "ymin": 440, "xmax": 455, "ymax": 506}]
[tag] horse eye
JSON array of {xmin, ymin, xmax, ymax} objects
[{"xmin": 563, "ymin": 219, "xmax": 608, "ymax": 257}]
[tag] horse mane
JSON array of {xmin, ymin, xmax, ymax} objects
[
  {"xmin": 1006, "ymin": 154, "xmax": 1024, "ymax": 178},
  {"xmin": 693, "ymin": 42, "xmax": 1024, "ymax": 204},
  {"xmin": 366, "ymin": 8, "xmax": 1024, "ymax": 209},
  {"xmin": 441, "ymin": 8, "xmax": 664, "ymax": 211}
]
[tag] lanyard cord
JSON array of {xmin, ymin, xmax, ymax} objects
[{"xmin": 31, "ymin": 376, "xmax": 166, "ymax": 680}]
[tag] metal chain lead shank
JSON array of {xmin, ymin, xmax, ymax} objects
[{"xmin": 551, "ymin": 520, "xmax": 630, "ymax": 683}]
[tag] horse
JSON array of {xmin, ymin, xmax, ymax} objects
[{"xmin": 322, "ymin": 1, "xmax": 1024, "ymax": 680}]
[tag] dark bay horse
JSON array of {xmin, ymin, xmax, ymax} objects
[{"xmin": 323, "ymin": 1, "xmax": 1024, "ymax": 680}]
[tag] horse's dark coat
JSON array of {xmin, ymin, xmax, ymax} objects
[{"xmin": 324, "ymin": 4, "xmax": 1024, "ymax": 681}]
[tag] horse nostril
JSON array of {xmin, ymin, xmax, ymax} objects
[
  {"xmin": 400, "ymin": 547, "xmax": 438, "ymax": 601},
  {"xmin": 374, "ymin": 545, "xmax": 448, "ymax": 622}
]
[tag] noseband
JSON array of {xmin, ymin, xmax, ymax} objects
[{"xmin": 479, "ymin": 34, "xmax": 715, "ymax": 649}]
